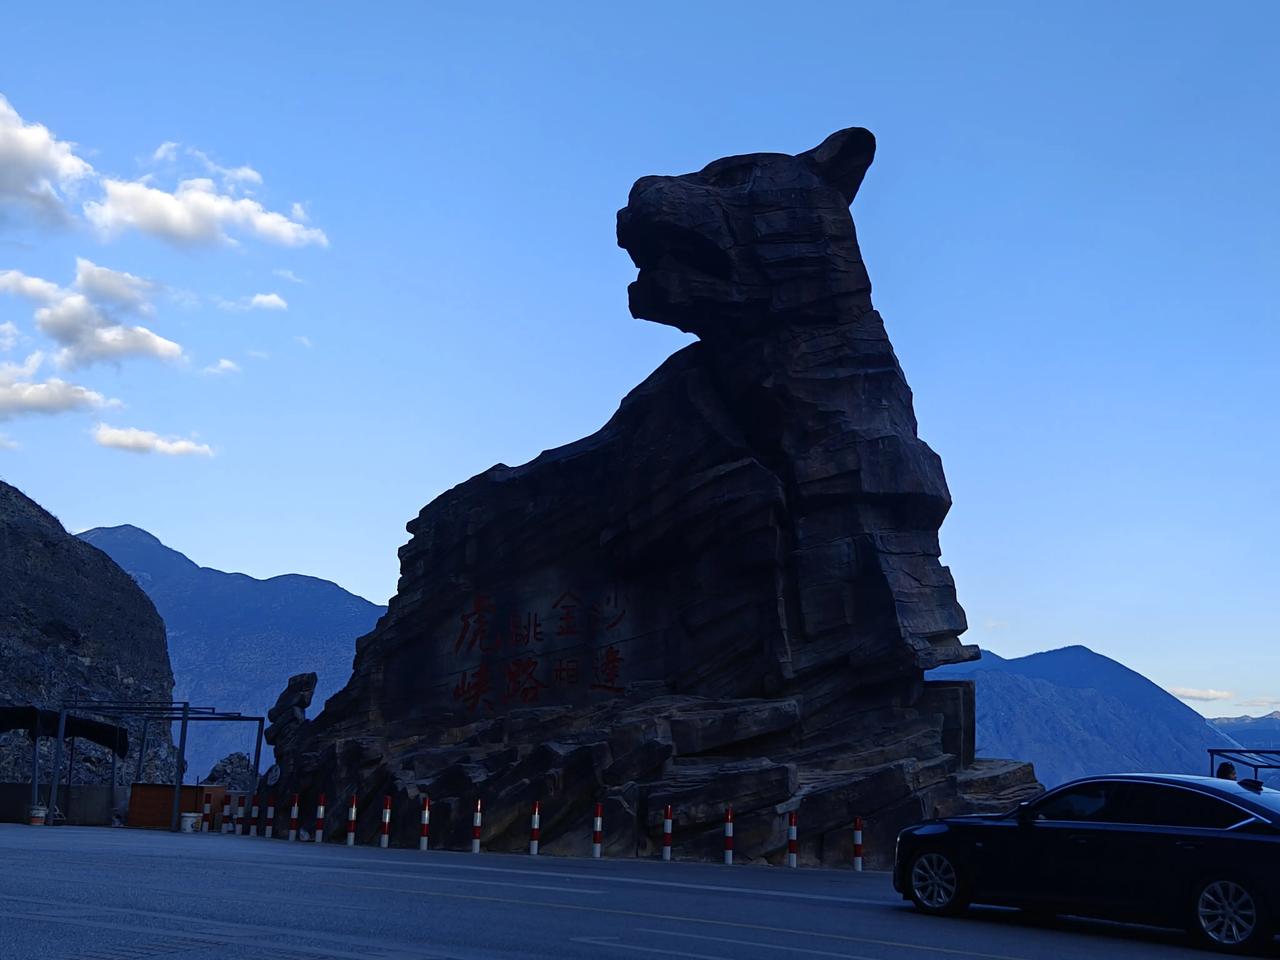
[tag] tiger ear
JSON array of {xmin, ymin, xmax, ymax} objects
[{"xmin": 799, "ymin": 128, "xmax": 876, "ymax": 205}]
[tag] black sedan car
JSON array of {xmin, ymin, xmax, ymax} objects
[{"xmin": 894, "ymin": 774, "xmax": 1280, "ymax": 953}]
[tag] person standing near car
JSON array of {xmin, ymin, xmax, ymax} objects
[{"xmin": 1215, "ymin": 761, "xmax": 1238, "ymax": 781}]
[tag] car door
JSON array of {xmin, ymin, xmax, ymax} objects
[
  {"xmin": 1102, "ymin": 783, "xmax": 1255, "ymax": 923},
  {"xmin": 984, "ymin": 780, "xmax": 1130, "ymax": 912}
]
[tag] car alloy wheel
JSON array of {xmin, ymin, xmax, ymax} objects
[
  {"xmin": 910, "ymin": 852, "xmax": 959, "ymax": 911},
  {"xmin": 1197, "ymin": 880, "xmax": 1258, "ymax": 948}
]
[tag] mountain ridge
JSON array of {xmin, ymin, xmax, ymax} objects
[
  {"xmin": 77, "ymin": 524, "xmax": 386, "ymax": 780},
  {"xmin": 933, "ymin": 645, "xmax": 1238, "ymax": 787}
]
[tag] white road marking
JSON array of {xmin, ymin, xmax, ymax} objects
[
  {"xmin": 318, "ymin": 887, "xmax": 1039, "ymax": 960},
  {"xmin": 262, "ymin": 861, "xmax": 604, "ymax": 895},
  {"xmin": 571, "ymin": 936, "xmax": 730, "ymax": 959},
  {"xmin": 237, "ymin": 850, "xmax": 889, "ymax": 906},
  {"xmin": 639, "ymin": 928, "xmax": 881, "ymax": 959}
]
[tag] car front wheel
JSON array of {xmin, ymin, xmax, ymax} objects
[
  {"xmin": 1191, "ymin": 878, "xmax": 1273, "ymax": 954},
  {"xmin": 907, "ymin": 850, "xmax": 969, "ymax": 916}
]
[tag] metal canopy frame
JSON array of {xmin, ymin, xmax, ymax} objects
[
  {"xmin": 45, "ymin": 699, "xmax": 265, "ymax": 832},
  {"xmin": 1208, "ymin": 748, "xmax": 1280, "ymax": 780}
]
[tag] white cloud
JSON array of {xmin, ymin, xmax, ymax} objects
[
  {"xmin": 0, "ymin": 94, "xmax": 94, "ymax": 223},
  {"xmin": 0, "ymin": 433, "xmax": 15, "ymax": 449},
  {"xmin": 0, "ymin": 268, "xmax": 61, "ymax": 303},
  {"xmin": 246, "ymin": 349, "xmax": 269, "ymax": 360},
  {"xmin": 0, "ymin": 351, "xmax": 43, "ymax": 381},
  {"xmin": 188, "ymin": 148, "xmax": 263, "ymax": 188},
  {"xmin": 294, "ymin": 335, "xmax": 312, "ymax": 348},
  {"xmin": 0, "ymin": 350, "xmax": 109, "ymax": 420},
  {"xmin": 203, "ymin": 358, "xmax": 240, "ymax": 375},
  {"xmin": 152, "ymin": 141, "xmax": 179, "ymax": 163},
  {"xmin": 0, "ymin": 321, "xmax": 17, "ymax": 352},
  {"xmin": 53, "ymin": 321, "xmax": 183, "ymax": 369},
  {"xmin": 272, "ymin": 268, "xmax": 304, "ymax": 284},
  {"xmin": 249, "ymin": 292, "xmax": 287, "ymax": 310},
  {"xmin": 1171, "ymin": 686, "xmax": 1236, "ymax": 702},
  {"xmin": 93, "ymin": 423, "xmax": 212, "ymax": 456},
  {"xmin": 2, "ymin": 102, "xmax": 326, "ymax": 251},
  {"xmin": 74, "ymin": 258, "xmax": 154, "ymax": 314},
  {"xmin": 0, "ymin": 265, "xmax": 183, "ymax": 369},
  {"xmin": 85, "ymin": 177, "xmax": 327, "ymax": 248},
  {"xmin": 215, "ymin": 291, "xmax": 289, "ymax": 312}
]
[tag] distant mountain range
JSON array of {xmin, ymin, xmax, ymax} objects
[
  {"xmin": 932, "ymin": 645, "xmax": 1240, "ymax": 788},
  {"xmin": 1212, "ymin": 712, "xmax": 1280, "ymax": 750},
  {"xmin": 77, "ymin": 525, "xmax": 385, "ymax": 781}
]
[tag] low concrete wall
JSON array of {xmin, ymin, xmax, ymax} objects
[{"xmin": 0, "ymin": 782, "xmax": 119, "ymax": 825}]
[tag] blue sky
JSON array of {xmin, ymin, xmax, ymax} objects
[{"xmin": 1, "ymin": 3, "xmax": 1276, "ymax": 717}]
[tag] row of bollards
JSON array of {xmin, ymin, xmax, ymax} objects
[{"xmin": 200, "ymin": 790, "xmax": 865, "ymax": 869}]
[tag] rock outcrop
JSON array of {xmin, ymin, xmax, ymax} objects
[
  {"xmin": 0, "ymin": 481, "xmax": 175, "ymax": 785},
  {"xmin": 269, "ymin": 128, "xmax": 1040, "ymax": 865},
  {"xmin": 202, "ymin": 752, "xmax": 257, "ymax": 792}
]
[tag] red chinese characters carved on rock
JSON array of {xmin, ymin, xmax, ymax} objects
[
  {"xmin": 553, "ymin": 591, "xmax": 582, "ymax": 637},
  {"xmin": 504, "ymin": 657, "xmax": 548, "ymax": 704},
  {"xmin": 455, "ymin": 595, "xmax": 497, "ymax": 655},
  {"xmin": 551, "ymin": 658, "xmax": 580, "ymax": 688},
  {"xmin": 509, "ymin": 612, "xmax": 544, "ymax": 648},
  {"xmin": 452, "ymin": 663, "xmax": 493, "ymax": 712},
  {"xmin": 591, "ymin": 645, "xmax": 625, "ymax": 694},
  {"xmin": 451, "ymin": 588, "xmax": 629, "ymax": 713},
  {"xmin": 590, "ymin": 591, "xmax": 626, "ymax": 632}
]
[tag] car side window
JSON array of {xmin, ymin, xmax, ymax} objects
[
  {"xmin": 1032, "ymin": 783, "xmax": 1121, "ymax": 822},
  {"xmin": 1113, "ymin": 784, "xmax": 1249, "ymax": 829}
]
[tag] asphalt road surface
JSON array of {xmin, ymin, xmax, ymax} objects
[{"xmin": 0, "ymin": 824, "xmax": 1266, "ymax": 960}]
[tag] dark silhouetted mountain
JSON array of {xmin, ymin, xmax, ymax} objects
[
  {"xmin": 0, "ymin": 482, "xmax": 174, "ymax": 785},
  {"xmin": 77, "ymin": 524, "xmax": 385, "ymax": 780},
  {"xmin": 932, "ymin": 645, "xmax": 1237, "ymax": 788}
]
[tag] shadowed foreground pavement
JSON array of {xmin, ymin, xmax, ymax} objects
[{"xmin": 0, "ymin": 824, "xmax": 1253, "ymax": 959}]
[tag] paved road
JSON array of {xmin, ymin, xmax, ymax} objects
[{"xmin": 0, "ymin": 824, "xmax": 1257, "ymax": 960}]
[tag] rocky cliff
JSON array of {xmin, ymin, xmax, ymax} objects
[
  {"xmin": 0, "ymin": 481, "xmax": 175, "ymax": 786},
  {"xmin": 268, "ymin": 128, "xmax": 1039, "ymax": 865}
]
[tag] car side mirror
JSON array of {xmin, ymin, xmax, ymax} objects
[{"xmin": 1016, "ymin": 801, "xmax": 1035, "ymax": 824}]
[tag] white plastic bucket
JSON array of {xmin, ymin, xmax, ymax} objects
[{"xmin": 179, "ymin": 812, "xmax": 201, "ymax": 833}]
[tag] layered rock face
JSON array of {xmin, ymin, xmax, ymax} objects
[
  {"xmin": 270, "ymin": 129, "xmax": 1039, "ymax": 864},
  {"xmin": 0, "ymin": 481, "xmax": 175, "ymax": 785}
]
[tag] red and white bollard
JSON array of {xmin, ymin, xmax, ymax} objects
[
  {"xmin": 528, "ymin": 801, "xmax": 541, "ymax": 856},
  {"xmin": 471, "ymin": 799, "xmax": 483, "ymax": 853},
  {"xmin": 853, "ymin": 816, "xmax": 864, "ymax": 872},
  {"xmin": 787, "ymin": 811, "xmax": 798, "ymax": 869},
  {"xmin": 221, "ymin": 795, "xmax": 232, "ymax": 834},
  {"xmin": 662, "ymin": 804, "xmax": 673, "ymax": 862},
  {"xmin": 419, "ymin": 795, "xmax": 430, "ymax": 852},
  {"xmin": 201, "ymin": 793, "xmax": 212, "ymax": 834},
  {"xmin": 265, "ymin": 796, "xmax": 276, "ymax": 839},
  {"xmin": 346, "ymin": 795, "xmax": 357, "ymax": 846},
  {"xmin": 235, "ymin": 794, "xmax": 246, "ymax": 836},
  {"xmin": 314, "ymin": 793, "xmax": 326, "ymax": 844},
  {"xmin": 288, "ymin": 794, "xmax": 299, "ymax": 842},
  {"xmin": 380, "ymin": 795, "xmax": 391, "ymax": 848},
  {"xmin": 249, "ymin": 794, "xmax": 260, "ymax": 838},
  {"xmin": 592, "ymin": 802, "xmax": 604, "ymax": 859},
  {"xmin": 723, "ymin": 806, "xmax": 734, "ymax": 865}
]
